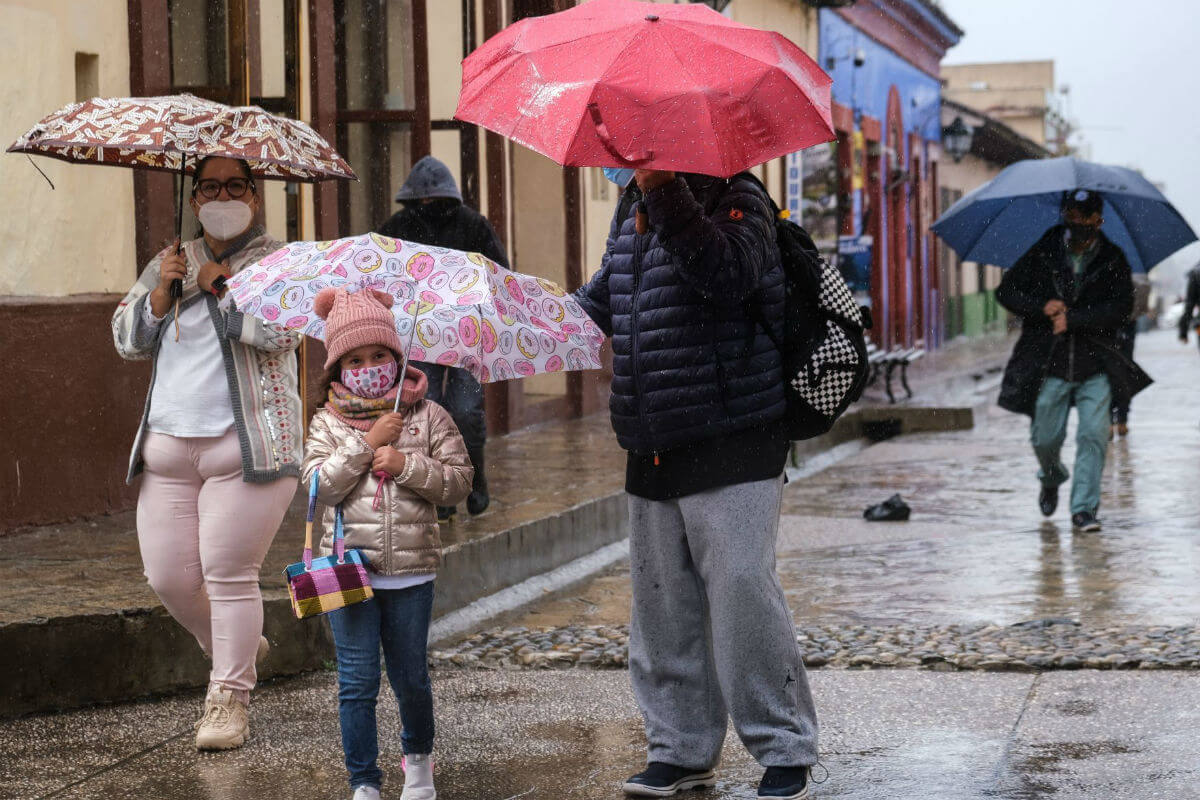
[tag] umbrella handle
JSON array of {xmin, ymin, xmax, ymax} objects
[
  {"xmin": 393, "ymin": 300, "xmax": 421, "ymax": 413},
  {"xmin": 172, "ymin": 151, "xmax": 186, "ymax": 341},
  {"xmin": 587, "ymin": 104, "xmax": 654, "ymax": 166}
]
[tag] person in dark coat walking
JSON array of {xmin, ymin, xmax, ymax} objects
[
  {"xmin": 378, "ymin": 155, "xmax": 506, "ymax": 518},
  {"xmin": 996, "ymin": 189, "xmax": 1151, "ymax": 532},
  {"xmin": 575, "ymin": 168, "xmax": 818, "ymax": 800},
  {"xmin": 1177, "ymin": 264, "xmax": 1200, "ymax": 350}
]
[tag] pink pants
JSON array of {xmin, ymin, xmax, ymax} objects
[{"xmin": 137, "ymin": 431, "xmax": 296, "ymax": 700}]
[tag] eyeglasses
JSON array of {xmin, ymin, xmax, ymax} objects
[{"xmin": 194, "ymin": 177, "xmax": 256, "ymax": 200}]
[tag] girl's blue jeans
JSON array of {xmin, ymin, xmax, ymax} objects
[{"xmin": 328, "ymin": 582, "xmax": 435, "ymax": 790}]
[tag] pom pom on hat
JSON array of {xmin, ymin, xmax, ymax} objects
[{"xmin": 314, "ymin": 287, "xmax": 339, "ymax": 320}]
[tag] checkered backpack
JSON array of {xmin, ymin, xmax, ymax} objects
[{"xmin": 742, "ymin": 175, "xmax": 872, "ymax": 440}]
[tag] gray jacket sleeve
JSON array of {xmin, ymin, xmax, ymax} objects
[{"xmin": 112, "ymin": 248, "xmax": 171, "ymax": 360}]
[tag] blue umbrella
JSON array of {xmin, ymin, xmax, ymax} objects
[{"xmin": 932, "ymin": 156, "xmax": 1196, "ymax": 273}]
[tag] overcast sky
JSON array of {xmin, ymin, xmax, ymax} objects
[{"xmin": 939, "ymin": 0, "xmax": 1200, "ymax": 283}]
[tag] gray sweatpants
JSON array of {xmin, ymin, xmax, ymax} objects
[{"xmin": 628, "ymin": 476, "xmax": 819, "ymax": 770}]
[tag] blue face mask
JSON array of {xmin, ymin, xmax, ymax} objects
[{"xmin": 602, "ymin": 167, "xmax": 636, "ymax": 188}]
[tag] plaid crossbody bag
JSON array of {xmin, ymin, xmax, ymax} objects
[{"xmin": 284, "ymin": 470, "xmax": 374, "ymax": 619}]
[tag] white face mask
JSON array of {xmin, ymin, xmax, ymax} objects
[{"xmin": 197, "ymin": 200, "xmax": 253, "ymax": 240}]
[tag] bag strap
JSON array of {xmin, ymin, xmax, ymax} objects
[
  {"xmin": 304, "ymin": 467, "xmax": 347, "ymax": 569},
  {"xmin": 303, "ymin": 471, "xmax": 319, "ymax": 570},
  {"xmin": 333, "ymin": 505, "xmax": 346, "ymax": 564}
]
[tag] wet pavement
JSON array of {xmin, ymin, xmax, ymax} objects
[
  {"xmin": 498, "ymin": 329, "xmax": 1200, "ymax": 637},
  {"xmin": 4, "ymin": 668, "xmax": 1200, "ymax": 799},
  {"xmin": 4, "ymin": 330, "xmax": 1200, "ymax": 799}
]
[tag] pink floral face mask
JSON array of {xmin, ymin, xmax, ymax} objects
[{"xmin": 341, "ymin": 360, "xmax": 398, "ymax": 399}]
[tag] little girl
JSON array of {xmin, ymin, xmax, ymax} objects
[{"xmin": 302, "ymin": 287, "xmax": 473, "ymax": 800}]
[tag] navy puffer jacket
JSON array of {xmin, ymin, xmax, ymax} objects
[{"xmin": 575, "ymin": 173, "xmax": 785, "ymax": 453}]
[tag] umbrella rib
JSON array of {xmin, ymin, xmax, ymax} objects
[
  {"xmin": 469, "ymin": 30, "xmax": 641, "ymax": 160},
  {"xmin": 655, "ymin": 21, "xmax": 828, "ymax": 175},
  {"xmin": 1097, "ymin": 198, "xmax": 1144, "ymax": 271},
  {"xmin": 957, "ymin": 198, "xmax": 1016, "ymax": 262},
  {"xmin": 552, "ymin": 28, "xmax": 653, "ymax": 165}
]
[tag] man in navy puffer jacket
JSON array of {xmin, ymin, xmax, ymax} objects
[{"xmin": 576, "ymin": 169, "xmax": 819, "ymax": 800}]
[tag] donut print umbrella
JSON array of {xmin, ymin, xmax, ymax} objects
[{"xmin": 228, "ymin": 232, "xmax": 605, "ymax": 395}]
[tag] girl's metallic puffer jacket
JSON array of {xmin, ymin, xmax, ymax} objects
[{"xmin": 300, "ymin": 401, "xmax": 473, "ymax": 576}]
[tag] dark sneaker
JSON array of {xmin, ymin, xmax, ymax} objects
[
  {"xmin": 1039, "ymin": 484, "xmax": 1059, "ymax": 517},
  {"xmin": 758, "ymin": 766, "xmax": 810, "ymax": 799},
  {"xmin": 1072, "ymin": 511, "xmax": 1101, "ymax": 532},
  {"xmin": 623, "ymin": 763, "xmax": 716, "ymax": 797}
]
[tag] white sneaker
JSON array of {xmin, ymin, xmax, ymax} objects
[
  {"xmin": 352, "ymin": 786, "xmax": 381, "ymax": 800},
  {"xmin": 400, "ymin": 754, "xmax": 436, "ymax": 800}
]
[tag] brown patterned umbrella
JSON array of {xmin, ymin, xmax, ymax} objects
[
  {"xmin": 8, "ymin": 94, "xmax": 357, "ymax": 340},
  {"xmin": 7, "ymin": 93, "xmax": 356, "ymax": 181}
]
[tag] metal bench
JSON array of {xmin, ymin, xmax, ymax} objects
[{"xmin": 883, "ymin": 347, "xmax": 924, "ymax": 403}]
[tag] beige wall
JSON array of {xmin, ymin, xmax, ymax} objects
[
  {"xmin": 510, "ymin": 144, "xmax": 567, "ymax": 397},
  {"xmin": 943, "ymin": 61, "xmax": 1055, "ymax": 146},
  {"xmin": 938, "ymin": 151, "xmax": 1005, "ymax": 296},
  {"xmin": 0, "ymin": 0, "xmax": 134, "ymax": 296},
  {"xmin": 943, "ymin": 61, "xmax": 1054, "ymax": 93},
  {"xmin": 427, "ymin": 0, "xmax": 463, "ymax": 122}
]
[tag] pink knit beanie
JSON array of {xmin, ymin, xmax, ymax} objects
[{"xmin": 315, "ymin": 287, "xmax": 404, "ymax": 368}]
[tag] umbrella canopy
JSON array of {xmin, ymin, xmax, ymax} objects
[
  {"xmin": 932, "ymin": 156, "xmax": 1196, "ymax": 273},
  {"xmin": 455, "ymin": 0, "xmax": 833, "ymax": 178},
  {"xmin": 7, "ymin": 93, "xmax": 356, "ymax": 181},
  {"xmin": 228, "ymin": 233, "xmax": 605, "ymax": 384}
]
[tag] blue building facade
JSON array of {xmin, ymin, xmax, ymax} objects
[{"xmin": 812, "ymin": 1, "xmax": 961, "ymax": 350}]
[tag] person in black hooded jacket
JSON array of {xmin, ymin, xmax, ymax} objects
[
  {"xmin": 378, "ymin": 156, "xmax": 507, "ymax": 518},
  {"xmin": 996, "ymin": 189, "xmax": 1151, "ymax": 533},
  {"xmin": 575, "ymin": 168, "xmax": 818, "ymax": 800}
]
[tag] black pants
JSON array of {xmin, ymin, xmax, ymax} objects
[
  {"xmin": 1111, "ymin": 321, "xmax": 1137, "ymax": 424},
  {"xmin": 413, "ymin": 363, "xmax": 486, "ymax": 449}
]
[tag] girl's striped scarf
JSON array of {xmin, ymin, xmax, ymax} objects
[{"xmin": 325, "ymin": 366, "xmax": 429, "ymax": 431}]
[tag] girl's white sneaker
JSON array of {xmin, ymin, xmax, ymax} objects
[
  {"xmin": 400, "ymin": 754, "xmax": 436, "ymax": 800},
  {"xmin": 352, "ymin": 786, "xmax": 381, "ymax": 800}
]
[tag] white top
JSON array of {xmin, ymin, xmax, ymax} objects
[
  {"xmin": 369, "ymin": 571, "xmax": 436, "ymax": 591},
  {"xmin": 144, "ymin": 297, "xmax": 236, "ymax": 438}
]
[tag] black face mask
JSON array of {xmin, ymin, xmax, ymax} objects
[
  {"xmin": 1066, "ymin": 222, "xmax": 1100, "ymax": 244},
  {"xmin": 412, "ymin": 199, "xmax": 459, "ymax": 224}
]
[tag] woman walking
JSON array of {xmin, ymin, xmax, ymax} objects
[{"xmin": 112, "ymin": 156, "xmax": 302, "ymax": 750}]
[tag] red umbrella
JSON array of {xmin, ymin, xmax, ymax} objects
[{"xmin": 455, "ymin": 0, "xmax": 834, "ymax": 178}]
